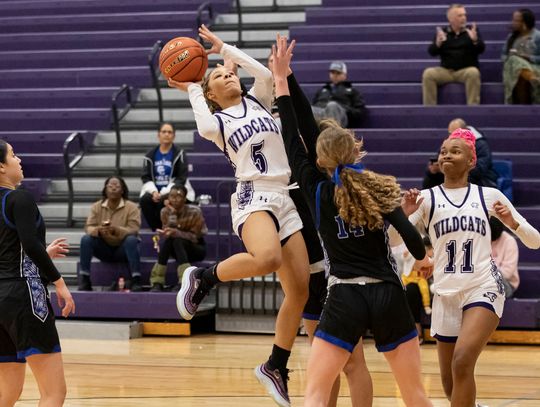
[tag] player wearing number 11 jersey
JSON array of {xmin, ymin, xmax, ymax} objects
[
  {"xmin": 167, "ymin": 25, "xmax": 309, "ymax": 407},
  {"xmin": 402, "ymin": 129, "xmax": 540, "ymax": 406}
]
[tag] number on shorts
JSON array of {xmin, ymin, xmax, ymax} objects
[
  {"xmin": 251, "ymin": 141, "xmax": 268, "ymax": 174},
  {"xmin": 334, "ymin": 215, "xmax": 364, "ymax": 239},
  {"xmin": 444, "ymin": 239, "xmax": 474, "ymax": 273}
]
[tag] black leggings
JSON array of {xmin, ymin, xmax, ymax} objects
[{"xmin": 158, "ymin": 237, "xmax": 206, "ymax": 266}]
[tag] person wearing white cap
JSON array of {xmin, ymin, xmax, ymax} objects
[{"xmin": 311, "ymin": 61, "xmax": 367, "ymax": 128}]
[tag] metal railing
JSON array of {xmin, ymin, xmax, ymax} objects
[
  {"xmin": 234, "ymin": 0, "xmax": 243, "ymax": 47},
  {"xmin": 214, "ymin": 180, "xmax": 280, "ymax": 315},
  {"xmin": 111, "ymin": 84, "xmax": 133, "ymax": 175},
  {"xmin": 196, "ymin": 2, "xmax": 214, "ymax": 44},
  {"xmin": 63, "ymin": 132, "xmax": 86, "ymax": 227},
  {"xmin": 148, "ymin": 40, "xmax": 164, "ymax": 122}
]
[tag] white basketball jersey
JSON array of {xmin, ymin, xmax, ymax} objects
[
  {"xmin": 427, "ymin": 184, "xmax": 504, "ymax": 295},
  {"xmin": 214, "ymin": 95, "xmax": 291, "ymax": 186}
]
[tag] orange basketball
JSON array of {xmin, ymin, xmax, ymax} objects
[{"xmin": 159, "ymin": 37, "xmax": 208, "ymax": 82}]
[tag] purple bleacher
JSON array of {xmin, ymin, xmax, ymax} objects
[
  {"xmin": 0, "ymin": 67, "xmax": 150, "ymax": 89},
  {"xmin": 396, "ymin": 178, "xmax": 540, "ymax": 207},
  {"xmin": 194, "ymin": 128, "xmax": 539, "ymax": 154},
  {"xmin": 300, "ymin": 82, "xmax": 503, "ymax": 105},
  {"xmin": 323, "ymin": 0, "xmax": 512, "ymax": 6},
  {"xmin": 0, "ymin": 88, "xmax": 117, "ymax": 109},
  {"xmin": 290, "ymin": 22, "xmax": 508, "ymax": 43},
  {"xmin": 0, "ymin": 28, "xmax": 194, "ymax": 51},
  {"xmin": 498, "ymin": 299, "xmax": 540, "ymax": 328},
  {"xmin": 290, "ymin": 60, "xmax": 501, "ymax": 83},
  {"xmin": 20, "ymin": 178, "xmax": 50, "ymax": 203},
  {"xmin": 19, "ymin": 154, "xmax": 65, "ymax": 177},
  {"xmin": 0, "ymin": 109, "xmax": 110, "ymax": 131},
  {"xmin": 0, "ymin": 12, "xmax": 206, "ymax": 34},
  {"xmin": 0, "ymin": 131, "xmax": 76, "ymax": 152},
  {"xmin": 0, "ymin": 0, "xmax": 230, "ymax": 17},
  {"xmin": 361, "ymin": 152, "xmax": 539, "ymax": 178},
  {"xmin": 50, "ymin": 291, "xmax": 189, "ymax": 320},
  {"xmin": 78, "ymin": 260, "xmax": 214, "ymax": 287},
  {"xmin": 293, "ymin": 41, "xmax": 504, "ymax": 60},
  {"xmin": 306, "ymin": 5, "xmax": 540, "ymax": 25},
  {"xmin": 0, "ymin": 49, "xmax": 150, "ymax": 69},
  {"xmin": 359, "ymin": 105, "xmax": 540, "ymax": 128},
  {"xmin": 189, "ymin": 152, "xmax": 232, "ymax": 177},
  {"xmin": 513, "ymin": 265, "xmax": 540, "ymax": 299}
]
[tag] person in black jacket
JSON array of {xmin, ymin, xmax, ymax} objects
[
  {"xmin": 273, "ymin": 36, "xmax": 433, "ymax": 407},
  {"xmin": 311, "ymin": 61, "xmax": 367, "ymax": 128},
  {"xmin": 422, "ymin": 4, "xmax": 485, "ymax": 105},
  {"xmin": 140, "ymin": 122, "xmax": 195, "ymax": 231},
  {"xmin": 0, "ymin": 140, "xmax": 75, "ymax": 407}
]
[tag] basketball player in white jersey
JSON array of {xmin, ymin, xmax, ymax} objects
[
  {"xmin": 168, "ymin": 25, "xmax": 309, "ymax": 407},
  {"xmin": 399, "ymin": 129, "xmax": 540, "ymax": 407}
]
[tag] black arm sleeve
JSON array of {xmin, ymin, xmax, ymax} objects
[
  {"xmin": 385, "ymin": 207, "xmax": 426, "ymax": 260},
  {"xmin": 287, "ymin": 73, "xmax": 319, "ymax": 164},
  {"xmin": 276, "ymin": 95, "xmax": 326, "ymax": 200},
  {"xmin": 8, "ymin": 190, "xmax": 61, "ymax": 282}
]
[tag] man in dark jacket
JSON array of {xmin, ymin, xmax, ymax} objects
[
  {"xmin": 311, "ymin": 61, "xmax": 367, "ymax": 128},
  {"xmin": 422, "ymin": 4, "xmax": 485, "ymax": 105},
  {"xmin": 140, "ymin": 122, "xmax": 195, "ymax": 230}
]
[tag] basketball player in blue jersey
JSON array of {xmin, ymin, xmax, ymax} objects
[
  {"xmin": 400, "ymin": 129, "xmax": 540, "ymax": 407},
  {"xmin": 272, "ymin": 35, "xmax": 433, "ymax": 407},
  {"xmin": 0, "ymin": 140, "xmax": 75, "ymax": 406},
  {"xmin": 284, "ymin": 75, "xmax": 374, "ymax": 406},
  {"xmin": 167, "ymin": 25, "xmax": 309, "ymax": 407}
]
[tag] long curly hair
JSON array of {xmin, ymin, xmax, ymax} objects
[{"xmin": 315, "ymin": 127, "xmax": 401, "ymax": 231}]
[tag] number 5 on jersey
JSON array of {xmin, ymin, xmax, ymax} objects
[{"xmin": 251, "ymin": 141, "xmax": 268, "ymax": 174}]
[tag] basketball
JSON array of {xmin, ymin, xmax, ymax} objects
[{"xmin": 159, "ymin": 37, "xmax": 208, "ymax": 82}]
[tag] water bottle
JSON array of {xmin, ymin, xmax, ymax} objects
[{"xmin": 118, "ymin": 277, "xmax": 125, "ymax": 292}]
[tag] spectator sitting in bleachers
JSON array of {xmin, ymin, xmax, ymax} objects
[
  {"xmin": 140, "ymin": 122, "xmax": 195, "ymax": 231},
  {"xmin": 150, "ymin": 185, "xmax": 207, "ymax": 292},
  {"xmin": 311, "ymin": 61, "xmax": 367, "ymax": 128},
  {"xmin": 78, "ymin": 176, "xmax": 141, "ymax": 292},
  {"xmin": 423, "ymin": 118, "xmax": 498, "ymax": 188},
  {"xmin": 502, "ymin": 9, "xmax": 540, "ymax": 104},
  {"xmin": 490, "ymin": 217, "xmax": 520, "ymax": 298},
  {"xmin": 422, "ymin": 3, "xmax": 485, "ymax": 105}
]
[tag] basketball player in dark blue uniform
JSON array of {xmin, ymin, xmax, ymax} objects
[
  {"xmin": 0, "ymin": 140, "xmax": 75, "ymax": 407},
  {"xmin": 272, "ymin": 36, "xmax": 433, "ymax": 407},
  {"xmin": 285, "ymin": 71, "xmax": 373, "ymax": 406}
]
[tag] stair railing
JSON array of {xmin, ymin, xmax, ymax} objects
[
  {"xmin": 63, "ymin": 132, "xmax": 86, "ymax": 227},
  {"xmin": 111, "ymin": 84, "xmax": 133, "ymax": 175},
  {"xmin": 148, "ymin": 40, "xmax": 164, "ymax": 122},
  {"xmin": 196, "ymin": 2, "xmax": 214, "ymax": 43}
]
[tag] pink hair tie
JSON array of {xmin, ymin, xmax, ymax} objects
[{"xmin": 448, "ymin": 128, "xmax": 477, "ymax": 165}]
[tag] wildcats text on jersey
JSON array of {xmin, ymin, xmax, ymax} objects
[
  {"xmin": 433, "ymin": 215, "xmax": 487, "ymax": 239},
  {"xmin": 227, "ymin": 117, "xmax": 280, "ymax": 153}
]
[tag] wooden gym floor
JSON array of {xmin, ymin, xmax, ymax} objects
[{"xmin": 14, "ymin": 334, "xmax": 540, "ymax": 406}]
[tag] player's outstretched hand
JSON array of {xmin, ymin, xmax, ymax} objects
[
  {"xmin": 493, "ymin": 200, "xmax": 519, "ymax": 230},
  {"xmin": 46, "ymin": 238, "xmax": 69, "ymax": 259},
  {"xmin": 168, "ymin": 78, "xmax": 195, "ymax": 92},
  {"xmin": 401, "ymin": 188, "xmax": 423, "ymax": 217},
  {"xmin": 199, "ymin": 24, "xmax": 224, "ymax": 55},
  {"xmin": 54, "ymin": 278, "xmax": 75, "ymax": 318},
  {"xmin": 271, "ymin": 33, "xmax": 295, "ymax": 81}
]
